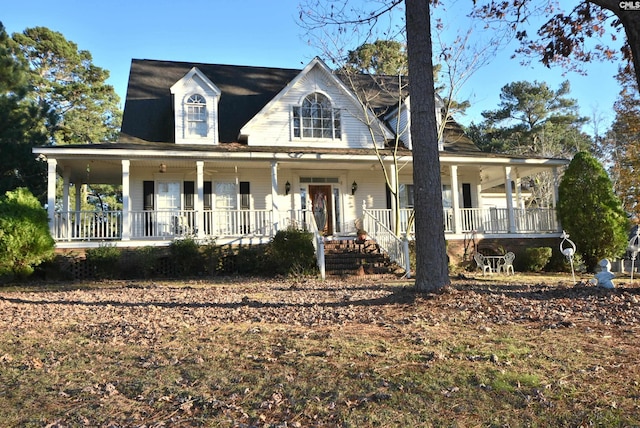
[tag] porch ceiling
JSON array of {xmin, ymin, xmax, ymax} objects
[
  {"xmin": 478, "ymin": 164, "xmax": 556, "ymax": 190},
  {"xmin": 46, "ymin": 148, "xmax": 567, "ymax": 186},
  {"xmin": 55, "ymin": 157, "xmax": 396, "ymax": 185}
]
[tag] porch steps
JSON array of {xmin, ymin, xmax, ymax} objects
[{"xmin": 323, "ymin": 239, "xmax": 399, "ymax": 277}]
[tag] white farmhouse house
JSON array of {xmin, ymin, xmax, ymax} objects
[{"xmin": 33, "ymin": 57, "xmax": 568, "ymax": 270}]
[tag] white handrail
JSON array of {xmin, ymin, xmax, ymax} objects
[{"xmin": 362, "ymin": 203, "xmax": 411, "ymax": 278}]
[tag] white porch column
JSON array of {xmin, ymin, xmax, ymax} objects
[
  {"xmin": 62, "ymin": 169, "xmax": 70, "ymax": 213},
  {"xmin": 75, "ymin": 182, "xmax": 82, "ymax": 239},
  {"xmin": 515, "ymin": 171, "xmax": 524, "ymax": 209},
  {"xmin": 450, "ymin": 165, "xmax": 461, "ymax": 233},
  {"xmin": 552, "ymin": 166, "xmax": 559, "ymax": 208},
  {"xmin": 121, "ymin": 160, "xmax": 131, "ymax": 241},
  {"xmin": 62, "ymin": 169, "xmax": 71, "ymax": 240},
  {"xmin": 504, "ymin": 166, "xmax": 516, "ymax": 233},
  {"xmin": 46, "ymin": 159, "xmax": 57, "ymax": 237},
  {"xmin": 196, "ymin": 161, "xmax": 204, "ymax": 239},
  {"xmin": 389, "ymin": 163, "xmax": 397, "ymax": 234},
  {"xmin": 552, "ymin": 166, "xmax": 561, "ymax": 232},
  {"xmin": 270, "ymin": 161, "xmax": 279, "ymax": 232}
]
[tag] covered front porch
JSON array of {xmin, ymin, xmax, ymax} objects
[
  {"xmin": 35, "ymin": 145, "xmax": 567, "ymax": 249},
  {"xmin": 49, "ymin": 204, "xmax": 561, "ymax": 248}
]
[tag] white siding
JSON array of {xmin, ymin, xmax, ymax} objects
[{"xmin": 243, "ymin": 65, "xmax": 390, "ymax": 149}]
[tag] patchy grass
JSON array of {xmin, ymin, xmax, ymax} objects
[{"xmin": 0, "ymin": 274, "xmax": 639, "ymax": 426}]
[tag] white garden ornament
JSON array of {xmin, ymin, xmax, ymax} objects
[
  {"xmin": 560, "ymin": 230, "xmax": 577, "ymax": 284},
  {"xmin": 628, "ymin": 228, "xmax": 640, "ymax": 282}
]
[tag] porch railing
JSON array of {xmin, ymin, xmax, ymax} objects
[
  {"xmin": 128, "ymin": 209, "xmax": 274, "ymax": 239},
  {"xmin": 367, "ymin": 207, "xmax": 559, "ymax": 235},
  {"xmin": 52, "ymin": 209, "xmax": 276, "ymax": 241},
  {"xmin": 53, "ymin": 211, "xmax": 122, "ymax": 241},
  {"xmin": 51, "ymin": 206, "xmax": 560, "ymax": 242}
]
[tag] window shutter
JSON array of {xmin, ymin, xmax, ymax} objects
[
  {"xmin": 184, "ymin": 181, "xmax": 195, "ymax": 210},
  {"xmin": 204, "ymin": 181, "xmax": 212, "ymax": 210},
  {"xmin": 143, "ymin": 181, "xmax": 154, "ymax": 210},
  {"xmin": 385, "ymin": 185, "xmax": 391, "ymax": 210},
  {"xmin": 143, "ymin": 181, "xmax": 155, "ymax": 237},
  {"xmin": 239, "ymin": 181, "xmax": 250, "ymax": 210}
]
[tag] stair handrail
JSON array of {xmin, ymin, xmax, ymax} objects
[{"xmin": 362, "ymin": 202, "xmax": 411, "ymax": 278}]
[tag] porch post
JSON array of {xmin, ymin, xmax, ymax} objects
[
  {"xmin": 450, "ymin": 165, "xmax": 461, "ymax": 233},
  {"xmin": 389, "ymin": 163, "xmax": 397, "ymax": 234},
  {"xmin": 75, "ymin": 182, "xmax": 81, "ymax": 239},
  {"xmin": 62, "ymin": 169, "xmax": 70, "ymax": 213},
  {"xmin": 504, "ymin": 166, "xmax": 516, "ymax": 233},
  {"xmin": 46, "ymin": 158, "xmax": 57, "ymax": 237},
  {"xmin": 552, "ymin": 166, "xmax": 559, "ymax": 208},
  {"xmin": 552, "ymin": 166, "xmax": 561, "ymax": 232},
  {"xmin": 271, "ymin": 161, "xmax": 279, "ymax": 233},
  {"xmin": 62, "ymin": 168, "xmax": 70, "ymax": 240},
  {"xmin": 196, "ymin": 161, "xmax": 204, "ymax": 239},
  {"xmin": 121, "ymin": 160, "xmax": 131, "ymax": 241},
  {"xmin": 515, "ymin": 170, "xmax": 524, "ymax": 209}
]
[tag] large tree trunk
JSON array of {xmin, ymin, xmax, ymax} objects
[
  {"xmin": 405, "ymin": 0, "xmax": 450, "ymax": 291},
  {"xmin": 592, "ymin": 0, "xmax": 640, "ymax": 89}
]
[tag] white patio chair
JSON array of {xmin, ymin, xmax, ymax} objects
[
  {"xmin": 498, "ymin": 252, "xmax": 516, "ymax": 275},
  {"xmin": 474, "ymin": 253, "xmax": 492, "ymax": 275}
]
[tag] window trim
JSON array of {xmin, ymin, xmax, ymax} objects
[
  {"xmin": 292, "ymin": 92, "xmax": 341, "ymax": 140},
  {"xmin": 185, "ymin": 93, "xmax": 208, "ymax": 138}
]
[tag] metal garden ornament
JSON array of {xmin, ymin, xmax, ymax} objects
[
  {"xmin": 628, "ymin": 228, "xmax": 640, "ymax": 281},
  {"xmin": 560, "ymin": 230, "xmax": 577, "ymax": 284}
]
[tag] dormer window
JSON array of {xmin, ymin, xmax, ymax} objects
[
  {"xmin": 293, "ymin": 92, "xmax": 341, "ymax": 139},
  {"xmin": 186, "ymin": 94, "xmax": 207, "ymax": 137},
  {"xmin": 170, "ymin": 67, "xmax": 220, "ymax": 145}
]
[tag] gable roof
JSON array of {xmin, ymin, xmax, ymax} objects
[
  {"xmin": 240, "ymin": 57, "xmax": 394, "ymax": 142},
  {"xmin": 118, "ymin": 58, "xmax": 482, "ymax": 154},
  {"xmin": 120, "ymin": 59, "xmax": 300, "ymax": 144}
]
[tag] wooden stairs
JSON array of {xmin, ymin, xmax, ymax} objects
[{"xmin": 323, "ymin": 238, "xmax": 400, "ymax": 277}]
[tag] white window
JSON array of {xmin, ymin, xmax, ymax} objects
[
  {"xmin": 157, "ymin": 182, "xmax": 181, "ymax": 210},
  {"xmin": 442, "ymin": 184, "xmax": 452, "ymax": 209},
  {"xmin": 399, "ymin": 184, "xmax": 414, "ymax": 209},
  {"xmin": 186, "ymin": 94, "xmax": 207, "ymax": 137},
  {"xmin": 293, "ymin": 92, "xmax": 341, "ymax": 139},
  {"xmin": 215, "ymin": 182, "xmax": 237, "ymax": 209}
]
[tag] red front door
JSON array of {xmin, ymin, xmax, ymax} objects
[{"xmin": 309, "ymin": 185, "xmax": 333, "ymax": 235}]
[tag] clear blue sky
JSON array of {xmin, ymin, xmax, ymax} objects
[{"xmin": 3, "ymin": 0, "xmax": 623, "ymax": 134}]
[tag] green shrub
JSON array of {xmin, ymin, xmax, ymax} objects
[
  {"xmin": 118, "ymin": 246, "xmax": 161, "ymax": 279},
  {"xmin": 0, "ymin": 188, "xmax": 55, "ymax": 279},
  {"xmin": 558, "ymin": 152, "xmax": 628, "ymax": 271},
  {"xmin": 235, "ymin": 244, "xmax": 270, "ymax": 275},
  {"xmin": 85, "ymin": 245, "xmax": 121, "ymax": 279},
  {"xmin": 201, "ymin": 238, "xmax": 225, "ymax": 276},
  {"xmin": 268, "ymin": 228, "xmax": 316, "ymax": 276},
  {"xmin": 523, "ymin": 247, "xmax": 552, "ymax": 272},
  {"xmin": 169, "ymin": 237, "xmax": 203, "ymax": 276}
]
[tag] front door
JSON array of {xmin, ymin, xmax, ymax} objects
[
  {"xmin": 157, "ymin": 181, "xmax": 181, "ymax": 235},
  {"xmin": 309, "ymin": 185, "xmax": 333, "ymax": 235}
]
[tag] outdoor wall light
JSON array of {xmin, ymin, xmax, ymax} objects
[
  {"xmin": 285, "ymin": 181, "xmax": 291, "ymax": 195},
  {"xmin": 351, "ymin": 181, "xmax": 358, "ymax": 195},
  {"xmin": 159, "ymin": 163, "xmax": 167, "ymax": 173}
]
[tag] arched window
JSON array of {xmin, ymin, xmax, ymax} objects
[
  {"xmin": 293, "ymin": 93, "xmax": 341, "ymax": 139},
  {"xmin": 186, "ymin": 94, "xmax": 207, "ymax": 137}
]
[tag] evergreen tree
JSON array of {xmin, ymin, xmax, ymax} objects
[
  {"xmin": 0, "ymin": 22, "xmax": 49, "ymax": 199},
  {"xmin": 557, "ymin": 151, "xmax": 628, "ymax": 271},
  {"xmin": 11, "ymin": 26, "xmax": 121, "ymax": 145},
  {"xmin": 472, "ymin": 80, "xmax": 591, "ymax": 157}
]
